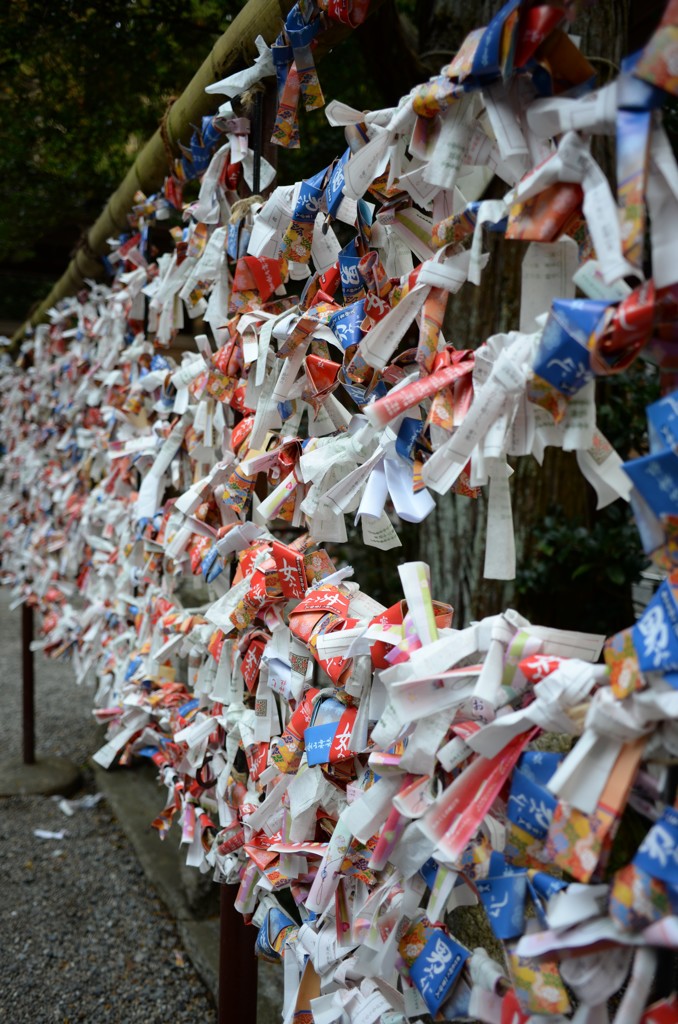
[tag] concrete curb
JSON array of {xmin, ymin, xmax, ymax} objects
[
  {"xmin": 92, "ymin": 760, "xmax": 283, "ymax": 1021},
  {"xmin": 0, "ymin": 755, "xmax": 81, "ymax": 797},
  {"xmin": 92, "ymin": 761, "xmax": 221, "ymax": 994}
]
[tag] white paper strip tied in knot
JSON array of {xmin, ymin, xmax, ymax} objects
[
  {"xmin": 526, "ymin": 81, "xmax": 618, "ymax": 140},
  {"xmin": 646, "ymin": 125, "xmax": 678, "ymax": 289},
  {"xmin": 469, "ymin": 611, "xmax": 526, "ymax": 720},
  {"xmin": 466, "ymin": 660, "xmax": 608, "ymax": 760},
  {"xmin": 190, "ymin": 144, "xmax": 231, "ymax": 225},
  {"xmin": 510, "ymin": 130, "xmax": 633, "ymax": 286},
  {"xmin": 341, "ymin": 99, "xmax": 416, "ymax": 202},
  {"xmin": 358, "ymin": 249, "xmax": 479, "ymax": 371},
  {"xmin": 422, "ymin": 332, "xmax": 537, "ymax": 579},
  {"xmin": 204, "ymin": 34, "xmax": 275, "ymax": 99}
]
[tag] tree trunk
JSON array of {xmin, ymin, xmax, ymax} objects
[{"xmin": 415, "ymin": 0, "xmax": 635, "ymax": 628}]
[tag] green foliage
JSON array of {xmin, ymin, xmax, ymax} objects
[
  {"xmin": 0, "ymin": 0, "xmax": 229, "ymax": 263},
  {"xmin": 605, "ymin": 801, "xmax": 652, "ymax": 878},
  {"xmin": 516, "ymin": 359, "xmax": 662, "ymax": 636},
  {"xmin": 515, "ymin": 502, "xmax": 649, "ymax": 636},
  {"xmin": 596, "ymin": 360, "xmax": 660, "ymax": 461}
]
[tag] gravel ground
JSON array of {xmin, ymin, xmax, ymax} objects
[{"xmin": 0, "ymin": 591, "xmax": 218, "ymax": 1024}]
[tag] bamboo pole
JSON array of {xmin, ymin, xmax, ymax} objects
[{"xmin": 12, "ymin": 0, "xmax": 296, "ymax": 347}]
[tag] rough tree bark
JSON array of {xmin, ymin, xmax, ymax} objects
[{"xmin": 414, "ymin": 0, "xmax": 654, "ymax": 628}]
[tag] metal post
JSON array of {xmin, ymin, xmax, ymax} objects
[
  {"xmin": 22, "ymin": 602, "xmax": 35, "ymax": 765},
  {"xmin": 219, "ymin": 882, "xmax": 258, "ymax": 1024}
]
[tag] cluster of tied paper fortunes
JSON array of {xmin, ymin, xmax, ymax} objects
[{"xmin": 5, "ymin": 0, "xmax": 678, "ymax": 1021}]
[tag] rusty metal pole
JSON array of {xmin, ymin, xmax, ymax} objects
[
  {"xmin": 219, "ymin": 883, "xmax": 258, "ymax": 1024},
  {"xmin": 22, "ymin": 602, "xmax": 35, "ymax": 765},
  {"xmin": 0, "ymin": 599, "xmax": 80, "ymax": 796}
]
